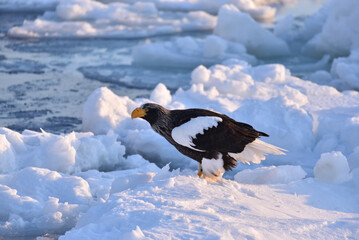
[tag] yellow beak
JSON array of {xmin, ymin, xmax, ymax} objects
[{"xmin": 131, "ymin": 107, "xmax": 147, "ymax": 119}]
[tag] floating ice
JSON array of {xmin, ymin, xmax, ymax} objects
[
  {"xmin": 0, "ymin": 167, "xmax": 92, "ymax": 237},
  {"xmin": 214, "ymin": 5, "xmax": 290, "ymax": 58},
  {"xmin": 132, "ymin": 35, "xmax": 257, "ymax": 68},
  {"xmin": 0, "ymin": 0, "xmax": 58, "ymax": 12},
  {"xmin": 8, "ymin": 0, "xmax": 216, "ymax": 38},
  {"xmin": 234, "ymin": 165, "xmax": 306, "ymax": 184},
  {"xmin": 120, "ymin": 0, "xmax": 276, "ymax": 20}
]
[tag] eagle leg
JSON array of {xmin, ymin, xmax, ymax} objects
[{"xmin": 197, "ymin": 162, "xmax": 203, "ymax": 178}]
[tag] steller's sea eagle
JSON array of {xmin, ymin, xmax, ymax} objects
[{"xmin": 131, "ymin": 103, "xmax": 286, "ymax": 180}]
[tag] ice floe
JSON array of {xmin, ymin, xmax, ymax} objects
[
  {"xmin": 119, "ymin": 0, "xmax": 277, "ymax": 20},
  {"xmin": 8, "ymin": 0, "xmax": 216, "ymax": 38}
]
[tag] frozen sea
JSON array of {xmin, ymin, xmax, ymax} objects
[{"xmin": 0, "ymin": 0, "xmax": 359, "ymax": 239}]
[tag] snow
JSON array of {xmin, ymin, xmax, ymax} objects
[
  {"xmin": 7, "ymin": 0, "xmax": 216, "ymax": 38},
  {"xmin": 171, "ymin": 116, "xmax": 222, "ymax": 151},
  {"xmin": 234, "ymin": 165, "xmax": 306, "ymax": 184},
  {"xmin": 1, "ymin": 0, "xmax": 359, "ymax": 238},
  {"xmin": 214, "ymin": 5, "xmax": 290, "ymax": 58},
  {"xmin": 314, "ymin": 151, "xmax": 351, "ymax": 184},
  {"xmin": 60, "ymin": 169, "xmax": 359, "ymax": 239}
]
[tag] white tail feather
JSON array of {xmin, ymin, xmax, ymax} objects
[{"xmin": 229, "ymin": 139, "xmax": 286, "ymax": 165}]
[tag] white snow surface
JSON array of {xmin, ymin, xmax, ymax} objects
[
  {"xmin": 234, "ymin": 165, "xmax": 306, "ymax": 184},
  {"xmin": 60, "ymin": 168, "xmax": 359, "ymax": 239},
  {"xmin": 171, "ymin": 116, "xmax": 222, "ymax": 151},
  {"xmin": 7, "ymin": 0, "xmax": 216, "ymax": 38}
]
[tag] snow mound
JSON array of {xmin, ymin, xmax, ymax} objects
[
  {"xmin": 0, "ymin": 167, "xmax": 92, "ymax": 237},
  {"xmin": 303, "ymin": 0, "xmax": 359, "ymax": 58},
  {"xmin": 8, "ymin": 0, "xmax": 216, "ymax": 38},
  {"xmin": 60, "ymin": 168, "xmax": 358, "ymax": 239},
  {"xmin": 120, "ymin": 0, "xmax": 276, "ymax": 20},
  {"xmin": 214, "ymin": 5, "xmax": 290, "ymax": 58},
  {"xmin": 314, "ymin": 152, "xmax": 351, "ymax": 184},
  {"xmin": 234, "ymin": 165, "xmax": 306, "ymax": 184},
  {"xmin": 0, "ymin": 127, "xmax": 126, "ymax": 174},
  {"xmin": 132, "ymin": 35, "xmax": 257, "ymax": 68}
]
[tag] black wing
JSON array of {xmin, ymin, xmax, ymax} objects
[{"xmin": 169, "ymin": 109, "xmax": 268, "ymax": 154}]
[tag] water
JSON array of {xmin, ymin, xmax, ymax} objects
[{"xmin": 0, "ymin": 1, "xmax": 330, "ymax": 134}]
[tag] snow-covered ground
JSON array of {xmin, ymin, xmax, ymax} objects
[{"xmin": 0, "ymin": 0, "xmax": 359, "ymax": 239}]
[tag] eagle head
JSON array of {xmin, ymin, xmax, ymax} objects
[{"xmin": 131, "ymin": 103, "xmax": 168, "ymax": 125}]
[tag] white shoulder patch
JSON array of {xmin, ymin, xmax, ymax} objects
[{"xmin": 171, "ymin": 116, "xmax": 222, "ymax": 151}]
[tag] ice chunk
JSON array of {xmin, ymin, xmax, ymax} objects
[
  {"xmin": 150, "ymin": 83, "xmax": 172, "ymax": 106},
  {"xmin": 330, "ymin": 49, "xmax": 359, "ymax": 90},
  {"xmin": 314, "ymin": 151, "xmax": 351, "ymax": 184},
  {"xmin": 8, "ymin": 0, "xmax": 216, "ymax": 39},
  {"xmin": 0, "ymin": 167, "xmax": 91, "ymax": 237},
  {"xmin": 234, "ymin": 165, "xmax": 306, "ymax": 184},
  {"xmin": 214, "ymin": 5, "xmax": 290, "ymax": 58},
  {"xmin": 82, "ymin": 87, "xmax": 136, "ymax": 135},
  {"xmin": 132, "ymin": 35, "xmax": 257, "ymax": 68},
  {"xmin": 303, "ymin": 0, "xmax": 359, "ymax": 57},
  {"xmin": 0, "ymin": 127, "xmax": 126, "ymax": 174},
  {"xmin": 0, "ymin": 0, "xmax": 58, "ymax": 12},
  {"xmin": 119, "ymin": 0, "xmax": 276, "ymax": 20}
]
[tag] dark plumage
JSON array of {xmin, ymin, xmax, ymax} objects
[{"xmin": 131, "ymin": 103, "xmax": 285, "ymax": 180}]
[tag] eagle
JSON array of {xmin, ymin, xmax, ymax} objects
[{"xmin": 131, "ymin": 103, "xmax": 286, "ymax": 180}]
